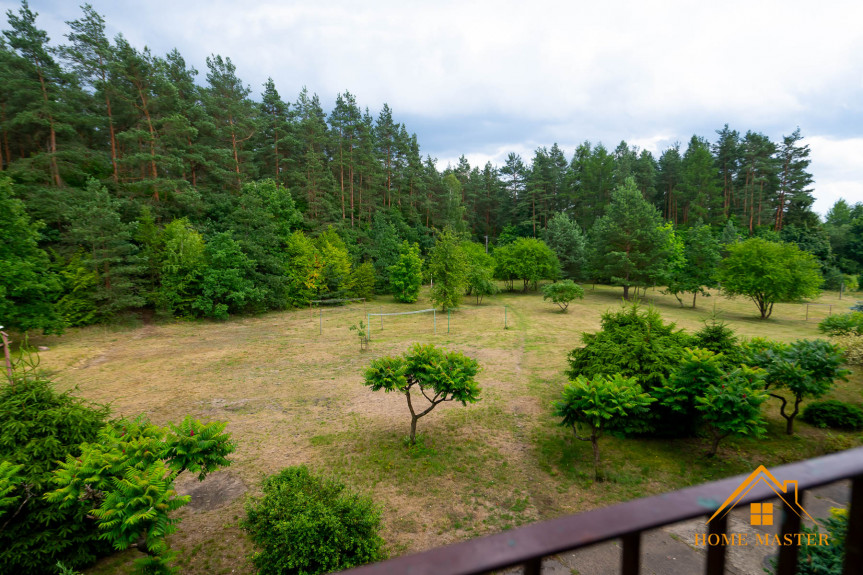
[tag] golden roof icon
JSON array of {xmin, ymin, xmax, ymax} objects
[{"xmin": 707, "ymin": 465, "xmax": 816, "ymax": 525}]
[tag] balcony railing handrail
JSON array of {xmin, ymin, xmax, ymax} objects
[{"xmin": 341, "ymin": 446, "xmax": 863, "ymax": 575}]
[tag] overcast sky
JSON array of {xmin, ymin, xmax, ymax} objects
[{"xmin": 5, "ymin": 0, "xmax": 862, "ymax": 216}]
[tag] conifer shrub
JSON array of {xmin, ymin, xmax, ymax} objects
[
  {"xmin": 801, "ymin": 400, "xmax": 863, "ymax": 431},
  {"xmin": 243, "ymin": 466, "xmax": 386, "ymax": 575},
  {"xmin": 0, "ymin": 378, "xmax": 110, "ymax": 574}
]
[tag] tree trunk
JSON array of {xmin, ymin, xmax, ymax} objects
[
  {"xmin": 410, "ymin": 415, "xmax": 418, "ymax": 444},
  {"xmin": 230, "ymin": 116, "xmax": 241, "ymax": 190},
  {"xmin": 0, "ymin": 102, "xmax": 9, "ymax": 170},
  {"xmin": 591, "ymin": 433, "xmax": 600, "ymax": 482},
  {"xmin": 708, "ymin": 430, "xmax": 721, "ymax": 457},
  {"xmin": 36, "ymin": 69, "xmax": 61, "ymax": 186},
  {"xmin": 692, "ymin": 292, "xmax": 697, "ymax": 308},
  {"xmin": 623, "ymin": 285, "xmax": 630, "ymax": 300},
  {"xmin": 100, "ymin": 58, "xmax": 119, "ymax": 183}
]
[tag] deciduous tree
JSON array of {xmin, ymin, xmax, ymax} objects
[
  {"xmin": 363, "ymin": 344, "xmax": 480, "ymax": 444},
  {"xmin": 553, "ymin": 374, "xmax": 655, "ymax": 480},
  {"xmin": 717, "ymin": 238, "xmax": 822, "ymax": 319}
]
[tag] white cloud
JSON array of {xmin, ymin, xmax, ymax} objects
[{"xmin": 805, "ymin": 136, "xmax": 863, "ymax": 215}]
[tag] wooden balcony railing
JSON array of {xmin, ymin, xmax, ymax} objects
[{"xmin": 341, "ymin": 446, "xmax": 863, "ymax": 575}]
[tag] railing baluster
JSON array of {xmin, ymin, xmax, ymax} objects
[
  {"xmin": 523, "ymin": 557, "xmax": 542, "ymax": 575},
  {"xmin": 844, "ymin": 475, "xmax": 863, "ymax": 575},
  {"xmin": 706, "ymin": 514, "xmax": 727, "ymax": 575},
  {"xmin": 776, "ymin": 498, "xmax": 803, "ymax": 575},
  {"xmin": 621, "ymin": 532, "xmax": 640, "ymax": 575}
]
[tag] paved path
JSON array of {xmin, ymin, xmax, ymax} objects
[{"xmin": 502, "ymin": 481, "xmax": 849, "ymax": 574}]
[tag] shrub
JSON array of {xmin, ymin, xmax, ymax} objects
[
  {"xmin": 0, "ymin": 378, "xmax": 111, "ymax": 574},
  {"xmin": 566, "ymin": 303, "xmax": 693, "ymax": 434},
  {"xmin": 833, "ymin": 335, "xmax": 863, "ymax": 365},
  {"xmin": 802, "ymin": 400, "xmax": 863, "ymax": 430},
  {"xmin": 243, "ymin": 466, "xmax": 386, "ymax": 575},
  {"xmin": 769, "ymin": 509, "xmax": 847, "ymax": 575},
  {"xmin": 818, "ymin": 312, "xmax": 863, "ymax": 337},
  {"xmin": 567, "ymin": 303, "xmax": 692, "ymax": 391},
  {"xmin": 691, "ymin": 318, "xmax": 742, "ymax": 366},
  {"xmin": 542, "ymin": 280, "xmax": 584, "ymax": 312}
]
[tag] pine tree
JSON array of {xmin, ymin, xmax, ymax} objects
[
  {"xmin": 62, "ymin": 4, "xmax": 119, "ymax": 182},
  {"xmin": 712, "ymin": 124, "xmax": 741, "ymax": 219},
  {"xmin": 202, "ymin": 55, "xmax": 256, "ymax": 191},
  {"xmin": 681, "ymin": 135, "xmax": 721, "ymax": 225},
  {"xmin": 3, "ymin": 1, "xmax": 79, "ymax": 186},
  {"xmin": 64, "ymin": 178, "xmax": 144, "ymax": 319},
  {"xmin": 774, "ymin": 128, "xmax": 814, "ymax": 231},
  {"xmin": 657, "ymin": 144, "xmax": 683, "ymax": 224},
  {"xmin": 590, "ymin": 177, "xmax": 671, "ymax": 299}
]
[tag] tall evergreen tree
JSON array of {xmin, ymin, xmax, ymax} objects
[
  {"xmin": 202, "ymin": 54, "xmax": 256, "ymax": 191},
  {"xmin": 774, "ymin": 128, "xmax": 814, "ymax": 231},
  {"xmin": 3, "ymin": 1, "xmax": 80, "ymax": 186},
  {"xmin": 590, "ymin": 177, "xmax": 670, "ymax": 299}
]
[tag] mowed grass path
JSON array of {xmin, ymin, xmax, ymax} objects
[{"xmin": 31, "ymin": 285, "xmax": 861, "ymax": 575}]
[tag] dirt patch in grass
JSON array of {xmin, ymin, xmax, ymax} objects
[{"xmin": 176, "ymin": 471, "xmax": 247, "ymax": 511}]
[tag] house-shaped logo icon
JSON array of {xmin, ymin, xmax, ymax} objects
[{"xmin": 707, "ymin": 465, "xmax": 816, "ymax": 526}]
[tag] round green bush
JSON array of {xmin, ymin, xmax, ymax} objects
[
  {"xmin": 243, "ymin": 466, "xmax": 386, "ymax": 575},
  {"xmin": 801, "ymin": 400, "xmax": 863, "ymax": 431}
]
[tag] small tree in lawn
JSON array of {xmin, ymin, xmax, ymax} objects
[
  {"xmin": 542, "ymin": 280, "xmax": 584, "ymax": 312},
  {"xmin": 363, "ymin": 344, "xmax": 480, "ymax": 444},
  {"xmin": 349, "ymin": 320, "xmax": 369, "ymax": 351},
  {"xmin": 552, "ymin": 374, "xmax": 655, "ymax": 481},
  {"xmin": 753, "ymin": 339, "xmax": 850, "ymax": 434},
  {"xmin": 695, "ymin": 366, "xmax": 768, "ymax": 456},
  {"xmin": 717, "ymin": 238, "xmax": 822, "ymax": 319},
  {"xmin": 388, "ymin": 241, "xmax": 423, "ymax": 303}
]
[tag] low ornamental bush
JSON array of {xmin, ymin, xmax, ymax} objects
[
  {"xmin": 801, "ymin": 400, "xmax": 863, "ymax": 431},
  {"xmin": 818, "ymin": 312, "xmax": 863, "ymax": 337},
  {"xmin": 243, "ymin": 466, "xmax": 386, "ymax": 575}
]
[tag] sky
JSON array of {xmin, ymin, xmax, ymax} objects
[{"xmin": 4, "ymin": 0, "xmax": 862, "ymax": 216}]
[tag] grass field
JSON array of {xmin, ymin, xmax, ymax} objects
[{"xmin": 28, "ymin": 284, "xmax": 863, "ymax": 574}]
